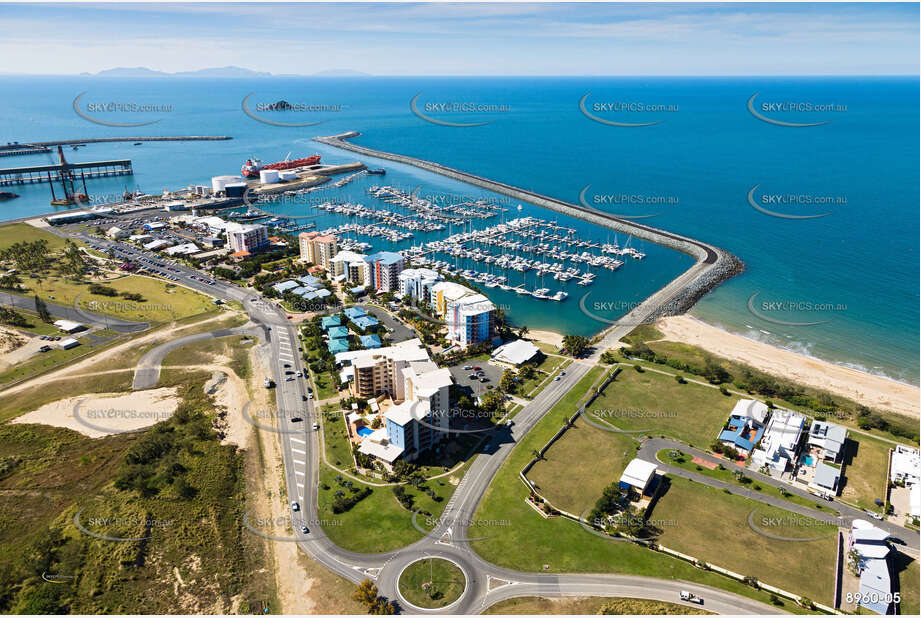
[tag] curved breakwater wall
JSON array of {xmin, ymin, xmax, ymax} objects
[{"xmin": 314, "ymin": 131, "xmax": 743, "ymax": 321}]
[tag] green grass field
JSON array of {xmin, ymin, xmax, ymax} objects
[
  {"xmin": 527, "ymin": 416, "xmax": 637, "ymax": 515},
  {"xmin": 650, "ymin": 476, "xmax": 838, "ymax": 605},
  {"xmin": 398, "ymin": 558, "xmax": 466, "ymax": 609},
  {"xmin": 895, "ymin": 551, "xmax": 920, "ymax": 615},
  {"xmin": 316, "ymin": 463, "xmax": 460, "ymax": 553},
  {"xmin": 19, "ymin": 274, "xmax": 217, "ymax": 323},
  {"xmin": 483, "ymin": 596, "xmax": 711, "ymax": 615},
  {"xmin": 588, "ymin": 365, "xmax": 736, "ymax": 447},
  {"xmin": 839, "ymin": 435, "xmax": 891, "ymax": 513},
  {"xmin": 471, "ymin": 365, "xmax": 813, "ymax": 614},
  {"xmin": 0, "ymin": 222, "xmax": 69, "ymax": 252}
]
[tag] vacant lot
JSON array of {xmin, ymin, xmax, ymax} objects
[
  {"xmin": 0, "ymin": 222, "xmax": 68, "ymax": 251},
  {"xmin": 588, "ymin": 365, "xmax": 736, "ymax": 447},
  {"xmin": 470, "ymin": 367, "xmax": 811, "ymax": 613},
  {"xmin": 894, "ymin": 551, "xmax": 919, "ymax": 615},
  {"xmin": 650, "ymin": 476, "xmax": 837, "ymax": 605},
  {"xmin": 527, "ymin": 416, "xmax": 637, "ymax": 515},
  {"xmin": 839, "ymin": 435, "xmax": 890, "ymax": 513},
  {"xmin": 316, "ymin": 463, "xmax": 459, "ymax": 553}
]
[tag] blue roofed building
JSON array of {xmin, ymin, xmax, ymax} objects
[
  {"xmin": 321, "ymin": 315, "xmax": 341, "ymax": 330},
  {"xmin": 327, "ymin": 326, "xmax": 350, "ymax": 339},
  {"xmin": 273, "ymin": 279, "xmax": 300, "ymax": 294},
  {"xmin": 350, "ymin": 285, "xmax": 366, "ymax": 296},
  {"xmin": 344, "ymin": 306, "xmax": 367, "ymax": 320},
  {"xmin": 359, "ymin": 334, "xmax": 382, "ymax": 349},
  {"xmin": 718, "ymin": 399, "xmax": 769, "ymax": 453},
  {"xmin": 352, "ymin": 315, "xmax": 379, "ymax": 330},
  {"xmin": 314, "ymin": 288, "xmax": 332, "ymax": 298},
  {"xmin": 327, "ymin": 338, "xmax": 350, "ymax": 354}
]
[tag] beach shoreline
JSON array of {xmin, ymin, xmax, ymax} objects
[{"xmin": 652, "ymin": 314, "xmax": 919, "ymax": 419}]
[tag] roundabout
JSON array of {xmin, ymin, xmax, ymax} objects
[{"xmin": 397, "ymin": 556, "xmax": 468, "ymax": 611}]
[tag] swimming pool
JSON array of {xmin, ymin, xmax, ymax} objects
[
  {"xmin": 357, "ymin": 426, "xmax": 373, "ymax": 438},
  {"xmin": 802, "ymin": 455, "xmax": 815, "ymax": 466}
]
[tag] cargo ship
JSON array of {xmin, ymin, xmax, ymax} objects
[{"xmin": 241, "ymin": 153, "xmax": 322, "ymax": 178}]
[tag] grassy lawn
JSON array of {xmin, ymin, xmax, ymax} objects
[
  {"xmin": 656, "ymin": 449, "xmax": 836, "ymax": 513},
  {"xmin": 310, "ymin": 368, "xmax": 339, "ymax": 401},
  {"xmin": 316, "ymin": 463, "xmax": 459, "ymax": 553},
  {"xmin": 0, "ymin": 222, "xmax": 68, "ymax": 251},
  {"xmin": 398, "ymin": 558, "xmax": 465, "ymax": 609},
  {"xmin": 321, "ymin": 408, "xmax": 356, "ymax": 469},
  {"xmin": 19, "ymin": 274, "xmax": 217, "ymax": 323},
  {"xmin": 588, "ymin": 365, "xmax": 736, "ymax": 448},
  {"xmin": 839, "ymin": 435, "xmax": 890, "ymax": 513},
  {"xmin": 650, "ymin": 476, "xmax": 837, "ymax": 605},
  {"xmin": 894, "ymin": 551, "xmax": 919, "ymax": 615},
  {"xmin": 471, "ymin": 365, "xmax": 813, "ymax": 614},
  {"xmin": 528, "ymin": 416, "xmax": 638, "ymax": 516},
  {"xmin": 1, "ymin": 309, "xmax": 61, "ymax": 336},
  {"xmin": 484, "ymin": 596, "xmax": 710, "ymax": 615}
]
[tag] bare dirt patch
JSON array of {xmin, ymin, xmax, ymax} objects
[{"xmin": 11, "ymin": 387, "xmax": 180, "ymax": 437}]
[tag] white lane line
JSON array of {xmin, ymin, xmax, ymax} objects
[
  {"xmin": 295, "ymin": 470, "xmax": 305, "ymax": 476},
  {"xmin": 292, "ymin": 448, "xmax": 306, "ymax": 455},
  {"xmin": 297, "ymin": 482, "xmax": 305, "ymax": 489},
  {"xmin": 290, "ymin": 437, "xmax": 306, "ymax": 444}
]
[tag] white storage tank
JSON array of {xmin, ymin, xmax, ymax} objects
[
  {"xmin": 212, "ymin": 175, "xmax": 243, "ymax": 193},
  {"xmin": 259, "ymin": 169, "xmax": 279, "ymax": 185},
  {"xmin": 278, "ymin": 170, "xmax": 298, "ymax": 182}
]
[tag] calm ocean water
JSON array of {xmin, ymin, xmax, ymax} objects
[{"xmin": 0, "ymin": 76, "xmax": 917, "ymax": 384}]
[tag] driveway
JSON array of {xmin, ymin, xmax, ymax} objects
[{"xmin": 448, "ymin": 361, "xmax": 503, "ymax": 399}]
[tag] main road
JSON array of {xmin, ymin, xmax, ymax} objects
[{"xmin": 62, "ymin": 229, "xmax": 781, "ymax": 614}]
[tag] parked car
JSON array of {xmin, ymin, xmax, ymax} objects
[
  {"xmin": 300, "ymin": 525, "xmax": 309, "ymax": 534},
  {"xmin": 291, "ymin": 501, "xmax": 300, "ymax": 512}
]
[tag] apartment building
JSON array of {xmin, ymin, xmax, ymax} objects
[
  {"xmin": 225, "ymin": 222, "xmax": 269, "ymax": 254},
  {"xmin": 298, "ymin": 231, "xmax": 338, "ymax": 269},
  {"xmin": 398, "ymin": 268, "xmax": 443, "ymax": 303},
  {"xmin": 366, "ymin": 251, "xmax": 405, "ymax": 292}
]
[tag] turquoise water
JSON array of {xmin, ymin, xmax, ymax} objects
[
  {"xmin": 0, "ymin": 76, "xmax": 916, "ymax": 383},
  {"xmin": 802, "ymin": 456, "xmax": 814, "ymax": 467}
]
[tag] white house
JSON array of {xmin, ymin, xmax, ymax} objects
[
  {"xmin": 890, "ymin": 445, "xmax": 920, "ymax": 486},
  {"xmin": 807, "ymin": 420, "xmax": 848, "ymax": 462},
  {"xmin": 751, "ymin": 410, "xmax": 806, "ymax": 475},
  {"xmin": 849, "ymin": 520, "xmax": 893, "ymax": 614},
  {"xmin": 53, "ymin": 320, "xmax": 84, "ymax": 333},
  {"xmin": 618, "ymin": 459, "xmax": 659, "ymax": 497},
  {"xmin": 106, "ymin": 226, "xmax": 130, "ymax": 239}
]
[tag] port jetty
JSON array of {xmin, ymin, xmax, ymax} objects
[{"xmin": 315, "ymin": 131, "xmax": 743, "ymax": 340}]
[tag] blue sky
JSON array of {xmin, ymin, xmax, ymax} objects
[{"xmin": 1, "ymin": 2, "xmax": 918, "ymax": 75}]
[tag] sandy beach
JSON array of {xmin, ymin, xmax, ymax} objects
[{"xmin": 654, "ymin": 315, "xmax": 919, "ymax": 419}]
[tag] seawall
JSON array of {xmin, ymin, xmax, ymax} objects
[{"xmin": 314, "ymin": 131, "xmax": 743, "ymax": 324}]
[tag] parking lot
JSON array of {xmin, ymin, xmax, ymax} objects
[
  {"xmin": 447, "ymin": 360, "xmax": 504, "ymax": 398},
  {"xmin": 358, "ymin": 303, "xmax": 416, "ymax": 343}
]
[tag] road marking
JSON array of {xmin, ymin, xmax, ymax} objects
[
  {"xmin": 292, "ymin": 448, "xmax": 306, "ymax": 455},
  {"xmin": 297, "ymin": 482, "xmax": 304, "ymax": 489},
  {"xmin": 290, "ymin": 437, "xmax": 306, "ymax": 445},
  {"xmin": 295, "ymin": 470, "xmax": 305, "ymax": 477}
]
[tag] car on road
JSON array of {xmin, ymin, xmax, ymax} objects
[
  {"xmin": 285, "ymin": 377, "xmax": 294, "ymax": 382},
  {"xmin": 307, "ymin": 393, "xmax": 313, "ymax": 399},
  {"xmin": 312, "ymin": 423, "xmax": 319, "ymax": 431},
  {"xmin": 284, "ymin": 363, "xmax": 291, "ymax": 368},
  {"xmin": 291, "ymin": 417, "xmax": 302, "ymax": 423},
  {"xmin": 554, "ymin": 376, "xmax": 561, "ymax": 381},
  {"xmin": 291, "ymin": 501, "xmax": 299, "ymax": 512},
  {"xmin": 296, "ymin": 371, "xmax": 302, "ymax": 377},
  {"xmin": 680, "ymin": 591, "xmax": 703, "ymax": 604},
  {"xmin": 300, "ymin": 525, "xmax": 309, "ymax": 534},
  {"xmin": 560, "ymin": 370, "xmax": 566, "ymax": 376},
  {"xmin": 302, "ymin": 395, "xmax": 309, "ymax": 401}
]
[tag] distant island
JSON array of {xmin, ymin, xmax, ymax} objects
[{"xmin": 78, "ymin": 66, "xmax": 372, "ymax": 78}]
